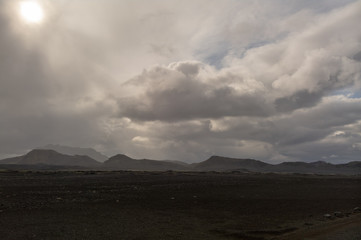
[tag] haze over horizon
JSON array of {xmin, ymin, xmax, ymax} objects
[{"xmin": 1, "ymin": 0, "xmax": 361, "ymax": 163}]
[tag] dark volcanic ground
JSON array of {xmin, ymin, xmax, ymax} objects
[{"xmin": 0, "ymin": 171, "xmax": 360, "ymax": 240}]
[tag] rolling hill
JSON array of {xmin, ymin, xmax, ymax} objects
[{"xmin": 103, "ymin": 154, "xmax": 188, "ymax": 171}]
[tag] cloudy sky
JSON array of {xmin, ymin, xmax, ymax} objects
[{"xmin": 0, "ymin": 0, "xmax": 360, "ymax": 163}]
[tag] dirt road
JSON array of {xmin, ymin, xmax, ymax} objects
[{"xmin": 279, "ymin": 214, "xmax": 361, "ymax": 240}]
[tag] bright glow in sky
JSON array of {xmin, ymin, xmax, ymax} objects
[{"xmin": 19, "ymin": 1, "xmax": 44, "ymax": 23}]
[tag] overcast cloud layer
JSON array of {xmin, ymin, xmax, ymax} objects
[{"xmin": 0, "ymin": 0, "xmax": 360, "ymax": 163}]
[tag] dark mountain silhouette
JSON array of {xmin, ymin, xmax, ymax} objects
[
  {"xmin": 191, "ymin": 156, "xmax": 361, "ymax": 175},
  {"xmin": 193, "ymin": 156, "xmax": 270, "ymax": 171},
  {"xmin": 272, "ymin": 161, "xmax": 361, "ymax": 175},
  {"xmin": 0, "ymin": 163, "xmax": 86, "ymax": 171},
  {"xmin": 103, "ymin": 154, "xmax": 188, "ymax": 171},
  {"xmin": 339, "ymin": 161, "xmax": 361, "ymax": 167},
  {"xmin": 1, "ymin": 149, "xmax": 360, "ymax": 174},
  {"xmin": 0, "ymin": 149, "xmax": 101, "ymax": 168},
  {"xmin": 0, "ymin": 156, "xmax": 23, "ymax": 164},
  {"xmin": 39, "ymin": 144, "xmax": 108, "ymax": 162},
  {"xmin": 163, "ymin": 160, "xmax": 190, "ymax": 166}
]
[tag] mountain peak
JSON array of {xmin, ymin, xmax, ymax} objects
[
  {"xmin": 207, "ymin": 155, "xmax": 224, "ymax": 160},
  {"xmin": 206, "ymin": 155, "xmax": 261, "ymax": 164},
  {"xmin": 196, "ymin": 155, "xmax": 268, "ymax": 171},
  {"xmin": 108, "ymin": 154, "xmax": 134, "ymax": 162},
  {"xmin": 7, "ymin": 149, "xmax": 100, "ymax": 167},
  {"xmin": 25, "ymin": 149, "xmax": 64, "ymax": 158},
  {"xmin": 311, "ymin": 161, "xmax": 330, "ymax": 166},
  {"xmin": 39, "ymin": 144, "xmax": 108, "ymax": 162}
]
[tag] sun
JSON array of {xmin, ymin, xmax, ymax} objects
[{"xmin": 19, "ymin": 1, "xmax": 44, "ymax": 24}]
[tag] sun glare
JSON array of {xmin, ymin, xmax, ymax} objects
[{"xmin": 20, "ymin": 1, "xmax": 44, "ymax": 24}]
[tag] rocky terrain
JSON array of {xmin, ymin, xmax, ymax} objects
[{"xmin": 0, "ymin": 171, "xmax": 360, "ymax": 239}]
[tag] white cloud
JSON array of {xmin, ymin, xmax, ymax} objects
[
  {"xmin": 132, "ymin": 136, "xmax": 150, "ymax": 144},
  {"xmin": 331, "ymin": 131, "xmax": 346, "ymax": 137}
]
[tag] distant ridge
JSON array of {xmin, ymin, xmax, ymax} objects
[
  {"xmin": 273, "ymin": 160, "xmax": 361, "ymax": 174},
  {"xmin": 0, "ymin": 149, "xmax": 101, "ymax": 168},
  {"xmin": 1, "ymin": 149, "xmax": 360, "ymax": 175},
  {"xmin": 103, "ymin": 154, "xmax": 188, "ymax": 171},
  {"xmin": 40, "ymin": 144, "xmax": 108, "ymax": 162},
  {"xmin": 192, "ymin": 156, "xmax": 361, "ymax": 175}
]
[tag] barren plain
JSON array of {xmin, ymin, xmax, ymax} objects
[{"xmin": 0, "ymin": 171, "xmax": 360, "ymax": 240}]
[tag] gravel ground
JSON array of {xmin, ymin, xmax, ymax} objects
[{"xmin": 0, "ymin": 171, "xmax": 360, "ymax": 239}]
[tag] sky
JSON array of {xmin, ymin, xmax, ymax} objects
[{"xmin": 0, "ymin": 0, "xmax": 360, "ymax": 163}]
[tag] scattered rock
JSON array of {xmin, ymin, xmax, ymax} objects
[
  {"xmin": 353, "ymin": 207, "xmax": 361, "ymax": 213},
  {"xmin": 334, "ymin": 211, "xmax": 344, "ymax": 218},
  {"xmin": 323, "ymin": 214, "xmax": 333, "ymax": 220}
]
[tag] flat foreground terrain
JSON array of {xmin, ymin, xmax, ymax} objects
[{"xmin": 0, "ymin": 171, "xmax": 360, "ymax": 239}]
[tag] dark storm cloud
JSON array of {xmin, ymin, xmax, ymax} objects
[
  {"xmin": 117, "ymin": 62, "xmax": 272, "ymax": 121},
  {"xmin": 278, "ymin": 127, "xmax": 361, "ymax": 163},
  {"xmin": 274, "ymin": 90, "xmax": 322, "ymax": 113},
  {"xmin": 207, "ymin": 96, "xmax": 361, "ymax": 162},
  {"xmin": 353, "ymin": 51, "xmax": 361, "ymax": 62}
]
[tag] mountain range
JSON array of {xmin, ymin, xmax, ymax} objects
[{"xmin": 0, "ymin": 148, "xmax": 360, "ymax": 175}]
